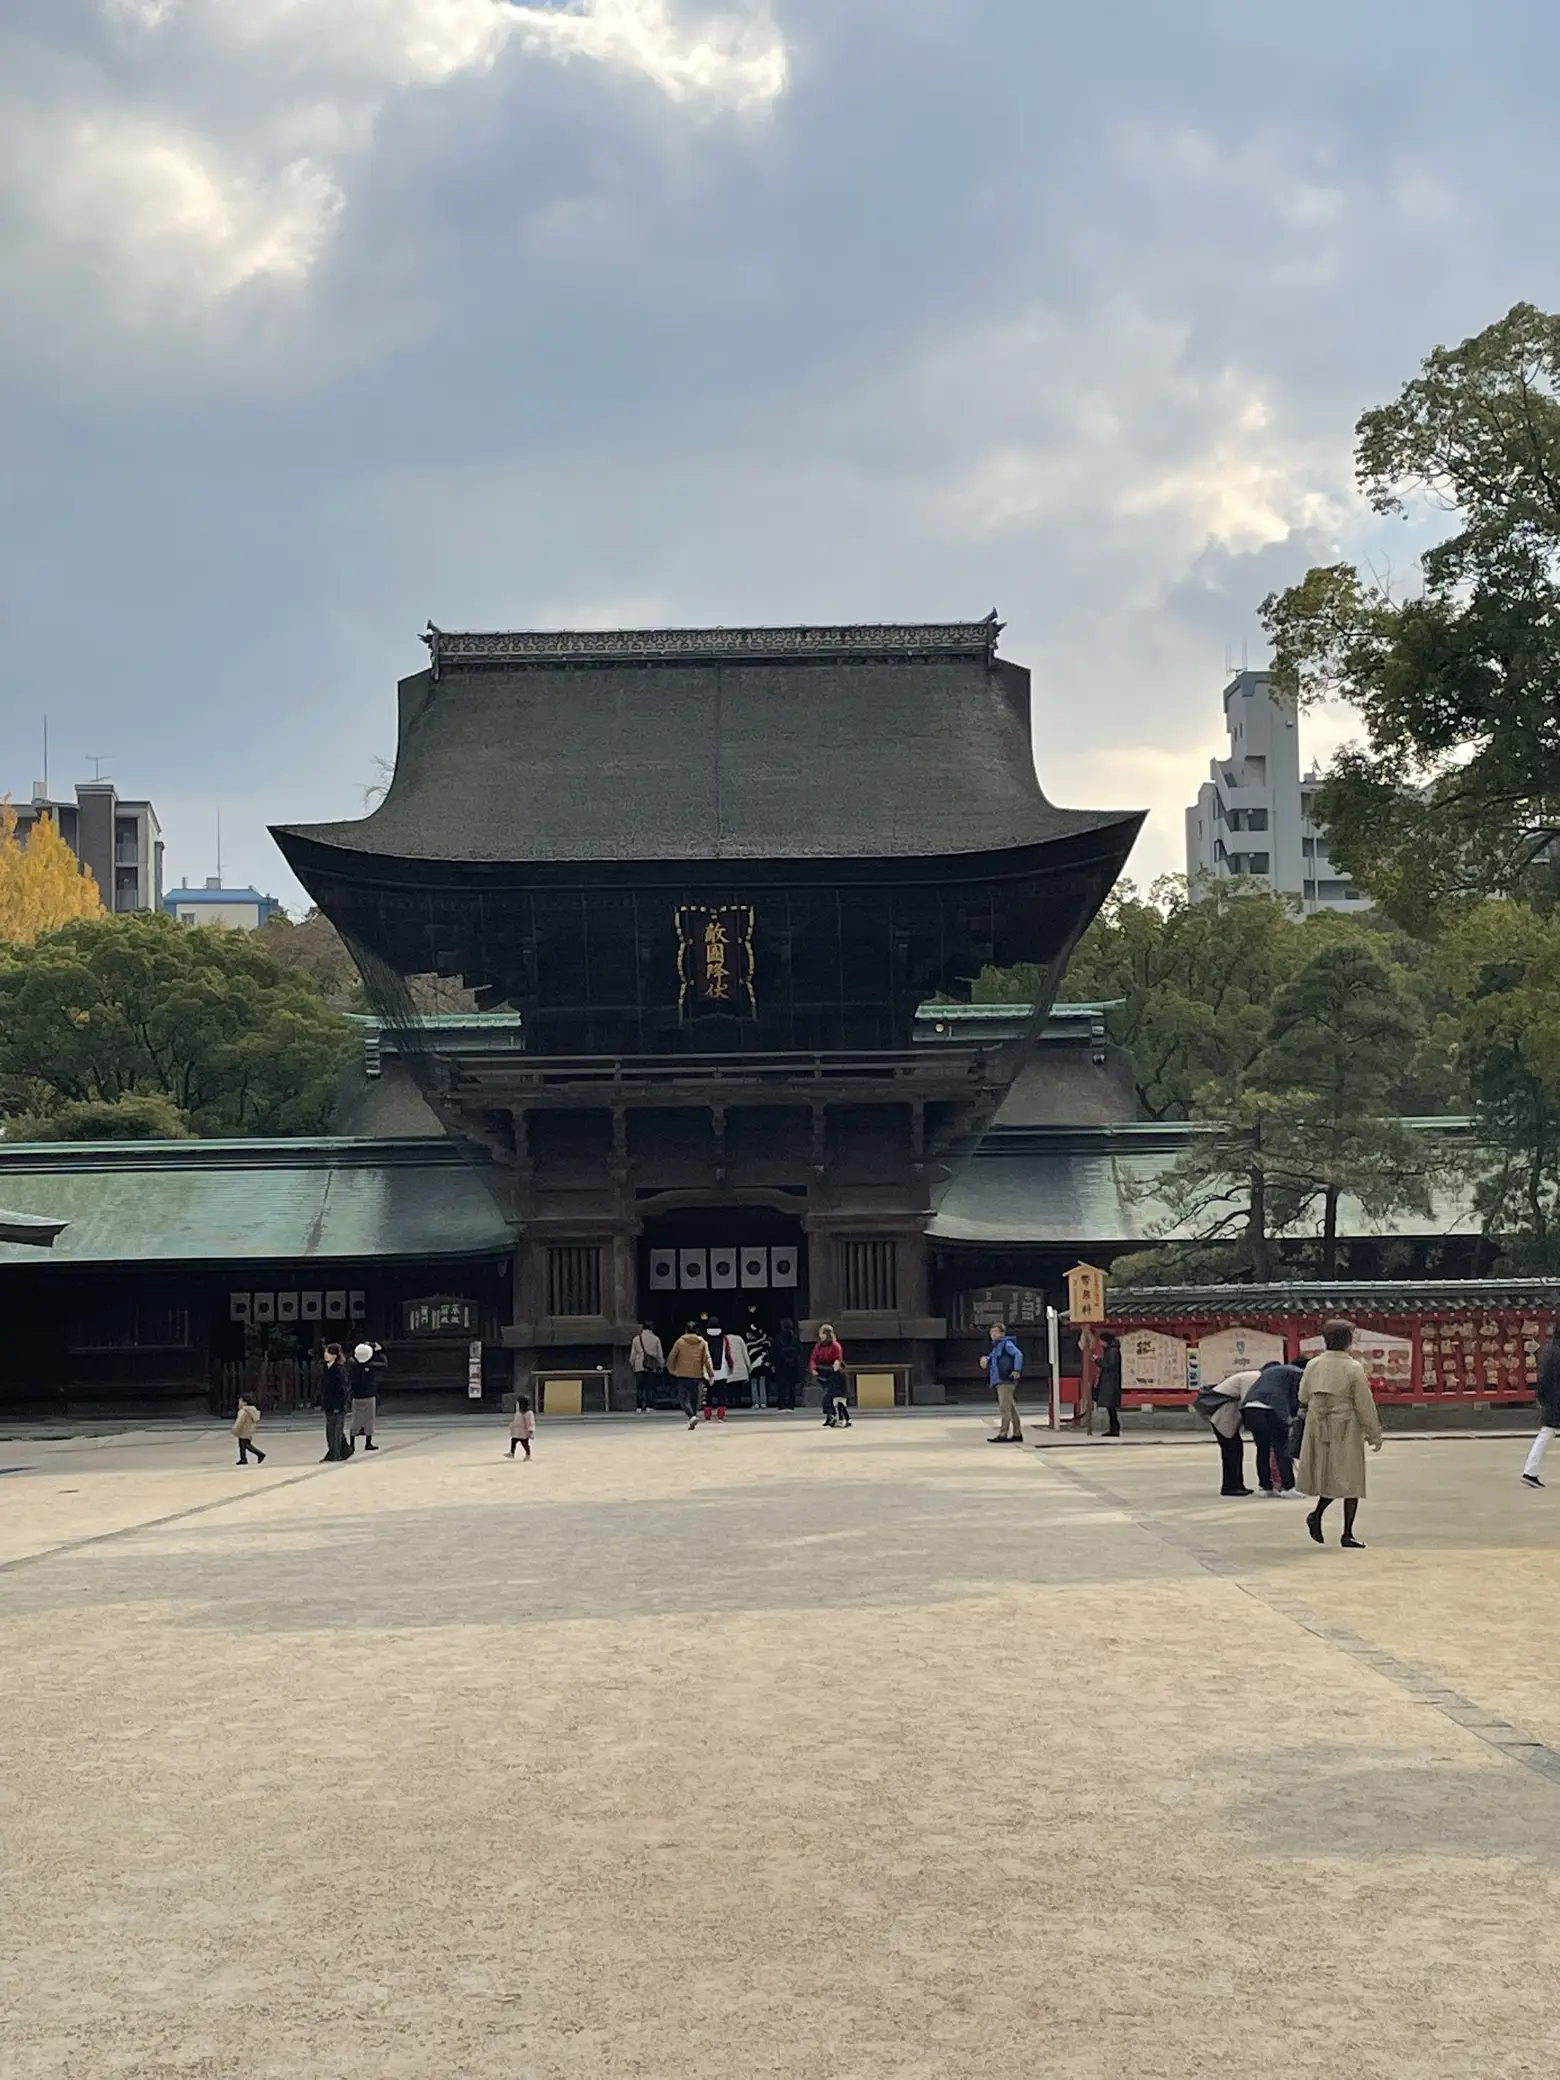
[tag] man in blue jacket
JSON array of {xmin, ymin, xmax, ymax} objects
[
  {"xmin": 1241, "ymin": 1356, "xmax": 1302, "ymax": 1496},
  {"xmin": 983, "ymin": 1324, "xmax": 1025, "ymax": 1444}
]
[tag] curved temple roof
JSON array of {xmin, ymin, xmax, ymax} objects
[{"xmin": 274, "ymin": 619, "xmax": 1142, "ymax": 870}]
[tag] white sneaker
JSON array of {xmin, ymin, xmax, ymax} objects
[{"xmin": 1278, "ymin": 1488, "xmax": 1301, "ymax": 1499}]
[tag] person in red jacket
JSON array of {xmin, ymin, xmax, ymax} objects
[{"xmin": 810, "ymin": 1325, "xmax": 850, "ymax": 1428}]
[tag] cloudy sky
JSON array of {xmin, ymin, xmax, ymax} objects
[{"xmin": 3, "ymin": 0, "xmax": 1556, "ymax": 905}]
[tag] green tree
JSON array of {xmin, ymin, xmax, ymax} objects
[
  {"xmin": 257, "ymin": 907, "xmax": 479, "ymax": 1015},
  {"xmin": 1123, "ymin": 943, "xmax": 1438, "ymax": 1282},
  {"xmin": 1, "ymin": 1094, "xmax": 192, "ymax": 1141},
  {"xmin": 1136, "ymin": 1092, "xmax": 1305, "ymax": 1284},
  {"xmin": 1262, "ymin": 303, "xmax": 1560, "ymax": 928},
  {"xmin": 983, "ymin": 875, "xmax": 1309, "ymax": 1119},
  {"xmin": 1254, "ymin": 941, "xmax": 1433, "ymax": 1274},
  {"xmin": 255, "ymin": 908, "xmax": 369, "ymax": 1011},
  {"xmin": 1437, "ymin": 900, "xmax": 1560, "ymax": 1268},
  {"xmin": 0, "ymin": 913, "xmax": 358, "ymax": 1137}
]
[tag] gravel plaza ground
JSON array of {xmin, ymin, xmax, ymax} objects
[{"xmin": 5, "ymin": 1409, "xmax": 1560, "ymax": 2078}]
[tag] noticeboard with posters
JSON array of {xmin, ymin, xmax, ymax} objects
[
  {"xmin": 1299, "ymin": 1327, "xmax": 1414, "ymax": 1396},
  {"xmin": 966, "ymin": 1286, "xmax": 1050, "ymax": 1330},
  {"xmin": 1197, "ymin": 1325, "xmax": 1287, "ymax": 1385},
  {"xmin": 1120, "ymin": 1328, "xmax": 1189, "ymax": 1394}
]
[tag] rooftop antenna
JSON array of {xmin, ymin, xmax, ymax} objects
[
  {"xmin": 1241, "ymin": 641, "xmax": 1249, "ymax": 673},
  {"xmin": 1224, "ymin": 641, "xmax": 1232, "ymax": 677},
  {"xmin": 85, "ymin": 754, "xmax": 111, "ymax": 782},
  {"xmin": 216, "ymin": 809, "xmax": 223, "ymax": 888},
  {"xmin": 42, "ymin": 716, "xmax": 48, "ymax": 798}
]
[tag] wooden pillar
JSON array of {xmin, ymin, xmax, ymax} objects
[
  {"xmin": 608, "ymin": 1223, "xmax": 640, "ymax": 1412},
  {"xmin": 511, "ymin": 1231, "xmax": 543, "ymax": 1402}
]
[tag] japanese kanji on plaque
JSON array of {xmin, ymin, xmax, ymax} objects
[{"xmin": 676, "ymin": 905, "xmax": 756, "ymax": 1017}]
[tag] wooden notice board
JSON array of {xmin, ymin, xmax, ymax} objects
[{"xmin": 1066, "ymin": 1263, "xmax": 1107, "ymax": 1323}]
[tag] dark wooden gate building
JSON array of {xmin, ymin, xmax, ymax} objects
[{"xmin": 273, "ymin": 618, "xmax": 1142, "ymax": 1402}]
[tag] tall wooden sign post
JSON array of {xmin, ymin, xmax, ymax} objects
[{"xmin": 1065, "ymin": 1262, "xmax": 1108, "ymax": 1432}]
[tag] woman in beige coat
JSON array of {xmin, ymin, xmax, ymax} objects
[{"xmin": 1298, "ymin": 1321, "xmax": 1382, "ymax": 1547}]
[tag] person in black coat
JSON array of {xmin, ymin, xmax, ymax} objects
[
  {"xmin": 319, "ymin": 1342, "xmax": 350, "ymax": 1462},
  {"xmin": 1522, "ymin": 1323, "xmax": 1560, "ymax": 1487},
  {"xmin": 1094, "ymin": 1333, "xmax": 1124, "ymax": 1437},
  {"xmin": 770, "ymin": 1318, "xmax": 801, "ymax": 1411}
]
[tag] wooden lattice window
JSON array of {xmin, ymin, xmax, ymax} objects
[
  {"xmin": 841, "ymin": 1239, "xmax": 898, "ymax": 1313},
  {"xmin": 547, "ymin": 1245, "xmax": 602, "ymax": 1318}
]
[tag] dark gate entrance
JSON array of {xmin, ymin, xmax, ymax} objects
[{"xmin": 639, "ymin": 1206, "xmax": 809, "ymax": 1370}]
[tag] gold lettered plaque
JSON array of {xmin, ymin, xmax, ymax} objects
[{"xmin": 677, "ymin": 904, "xmax": 756, "ymax": 1017}]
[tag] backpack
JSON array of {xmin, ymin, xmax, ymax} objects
[{"xmin": 1192, "ymin": 1386, "xmax": 1235, "ymax": 1425}]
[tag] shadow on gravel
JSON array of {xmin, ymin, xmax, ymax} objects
[
  {"xmin": 2, "ymin": 1476, "xmax": 1203, "ymax": 1630},
  {"xmin": 1221, "ymin": 1744, "xmax": 1560, "ymax": 1862}
]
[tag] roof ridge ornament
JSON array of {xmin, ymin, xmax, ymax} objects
[{"xmin": 419, "ymin": 618, "xmax": 1004, "ymax": 676}]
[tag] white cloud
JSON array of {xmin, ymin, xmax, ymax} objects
[
  {"xmin": 0, "ymin": 1, "xmax": 788, "ymax": 353},
  {"xmin": 507, "ymin": 0, "xmax": 788, "ymax": 106},
  {"xmin": 913, "ymin": 304, "xmax": 1354, "ymax": 560},
  {"xmin": 104, "ymin": 0, "xmax": 182, "ymax": 25},
  {"xmin": 7, "ymin": 109, "xmax": 343, "ymax": 311},
  {"xmin": 106, "ymin": 0, "xmax": 788, "ymax": 101}
]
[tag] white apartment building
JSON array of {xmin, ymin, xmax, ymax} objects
[{"xmin": 1185, "ymin": 670, "xmax": 1369, "ymax": 912}]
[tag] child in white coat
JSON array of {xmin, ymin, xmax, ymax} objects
[
  {"xmin": 508, "ymin": 1394, "xmax": 535, "ymax": 1460},
  {"xmin": 233, "ymin": 1396, "xmax": 266, "ymax": 1466}
]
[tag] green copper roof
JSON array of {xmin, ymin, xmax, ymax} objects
[
  {"xmin": 0, "ymin": 1120, "xmax": 1482, "ymax": 1265},
  {"xmin": 0, "ymin": 1140, "xmax": 511, "ymax": 1269},
  {"xmin": 929, "ymin": 1123, "xmax": 1481, "ymax": 1246}
]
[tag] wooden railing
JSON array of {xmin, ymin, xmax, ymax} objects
[{"xmin": 210, "ymin": 1359, "xmax": 322, "ymax": 1418}]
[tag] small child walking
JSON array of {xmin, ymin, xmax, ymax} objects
[
  {"xmin": 233, "ymin": 1395, "xmax": 266, "ymax": 1466},
  {"xmin": 508, "ymin": 1393, "xmax": 535, "ymax": 1460}
]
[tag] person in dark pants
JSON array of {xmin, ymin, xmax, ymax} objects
[
  {"xmin": 771, "ymin": 1318, "xmax": 800, "ymax": 1410},
  {"xmin": 629, "ymin": 1321, "xmax": 665, "ymax": 1412},
  {"xmin": 233, "ymin": 1394, "xmax": 266, "ymax": 1466},
  {"xmin": 1095, "ymin": 1333, "xmax": 1123, "ymax": 1438},
  {"xmin": 667, "ymin": 1322, "xmax": 714, "ymax": 1431},
  {"xmin": 1241, "ymin": 1358, "xmax": 1303, "ymax": 1496},
  {"xmin": 1196, "ymin": 1370, "xmax": 1258, "ymax": 1494},
  {"xmin": 319, "ymin": 1342, "xmax": 350, "ymax": 1462}
]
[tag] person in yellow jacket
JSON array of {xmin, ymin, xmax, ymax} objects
[
  {"xmin": 667, "ymin": 1321, "xmax": 714, "ymax": 1431},
  {"xmin": 232, "ymin": 1395, "xmax": 266, "ymax": 1467}
]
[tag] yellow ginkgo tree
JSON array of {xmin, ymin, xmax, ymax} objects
[{"xmin": 0, "ymin": 799, "xmax": 103, "ymax": 943}]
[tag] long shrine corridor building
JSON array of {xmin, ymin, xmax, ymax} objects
[{"xmin": 270, "ymin": 618, "xmax": 1144, "ymax": 1404}]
